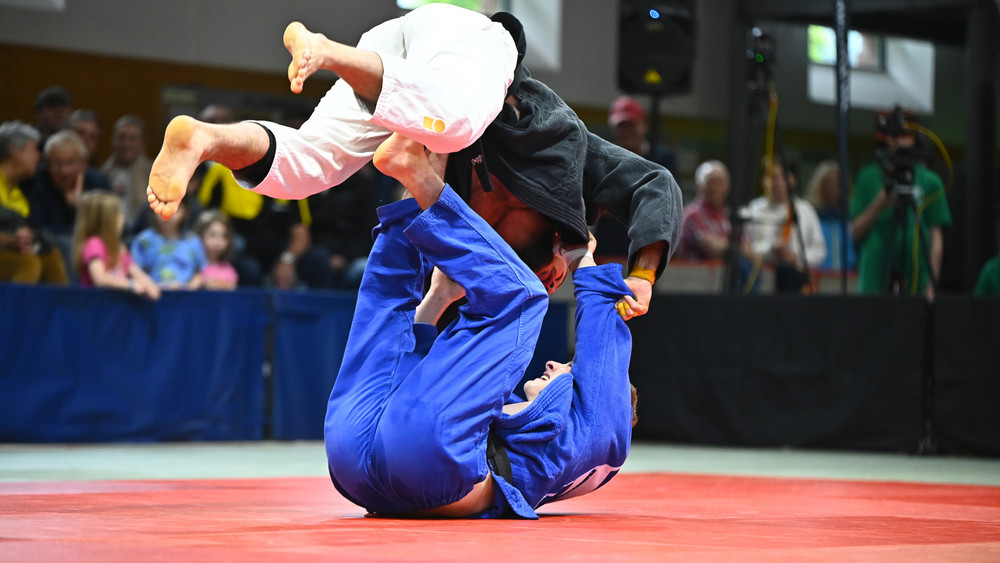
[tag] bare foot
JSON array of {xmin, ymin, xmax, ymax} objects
[
  {"xmin": 414, "ymin": 267, "xmax": 466, "ymax": 325},
  {"xmin": 147, "ymin": 116, "xmax": 205, "ymax": 220},
  {"xmin": 428, "ymin": 266, "xmax": 465, "ymax": 304},
  {"xmin": 373, "ymin": 133, "xmax": 425, "ymax": 180},
  {"xmin": 374, "ymin": 134, "xmax": 447, "ymax": 209},
  {"xmin": 284, "ymin": 21, "xmax": 327, "ymax": 94}
]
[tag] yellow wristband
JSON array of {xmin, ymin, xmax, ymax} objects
[{"xmin": 629, "ymin": 266, "xmax": 656, "ymax": 284}]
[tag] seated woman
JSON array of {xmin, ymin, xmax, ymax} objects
[{"xmin": 0, "ymin": 121, "xmax": 68, "ymax": 285}]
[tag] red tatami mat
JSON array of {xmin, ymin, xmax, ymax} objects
[{"xmin": 2, "ymin": 473, "xmax": 999, "ymax": 562}]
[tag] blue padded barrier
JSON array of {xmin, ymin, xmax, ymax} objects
[
  {"xmin": 269, "ymin": 291, "xmax": 357, "ymax": 440},
  {"xmin": 0, "ymin": 285, "xmax": 270, "ymax": 442},
  {"xmin": 0, "ymin": 284, "xmax": 571, "ymax": 443}
]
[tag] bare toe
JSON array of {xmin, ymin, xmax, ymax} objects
[{"xmin": 283, "ymin": 21, "xmax": 322, "ymax": 93}]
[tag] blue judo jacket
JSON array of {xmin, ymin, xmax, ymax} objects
[{"xmin": 492, "ymin": 264, "xmax": 635, "ymax": 517}]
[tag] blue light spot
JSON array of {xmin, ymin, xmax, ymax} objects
[{"xmin": 649, "ymin": 9, "xmax": 660, "ymax": 19}]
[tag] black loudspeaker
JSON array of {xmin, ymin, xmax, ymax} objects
[{"xmin": 617, "ymin": 1, "xmax": 696, "ymax": 95}]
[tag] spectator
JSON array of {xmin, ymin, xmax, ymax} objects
[
  {"xmin": 71, "ymin": 191, "xmax": 159, "ymax": 299},
  {"xmin": 191, "ymin": 104, "xmax": 327, "ymax": 289},
  {"xmin": 22, "ymin": 129, "xmax": 111, "ymax": 279},
  {"xmin": 850, "ymin": 111, "xmax": 951, "ymax": 298},
  {"xmin": 594, "ymin": 95, "xmax": 678, "ymax": 262},
  {"xmin": 33, "ymin": 85, "xmax": 73, "ymax": 149},
  {"xmin": 130, "ymin": 198, "xmax": 206, "ymax": 290},
  {"xmin": 678, "ymin": 160, "xmax": 757, "ymax": 292},
  {"xmin": 607, "ymin": 95, "xmax": 677, "ymax": 171},
  {"xmin": 0, "ymin": 121, "xmax": 68, "ymax": 285},
  {"xmin": 745, "ymin": 157, "xmax": 826, "ymax": 292},
  {"xmin": 807, "ymin": 160, "xmax": 856, "ymax": 272},
  {"xmin": 678, "ymin": 160, "xmax": 756, "ymax": 292},
  {"xmin": 197, "ymin": 160, "xmax": 330, "ymax": 289},
  {"xmin": 67, "ymin": 110, "xmax": 102, "ymax": 166},
  {"xmin": 194, "ymin": 209, "xmax": 238, "ymax": 291},
  {"xmin": 199, "ymin": 104, "xmax": 235, "ymax": 125},
  {"xmin": 974, "ymin": 220, "xmax": 1000, "ymax": 296},
  {"xmin": 679, "ymin": 160, "xmax": 735, "ymax": 261},
  {"xmin": 101, "ymin": 115, "xmax": 154, "ymax": 232}
]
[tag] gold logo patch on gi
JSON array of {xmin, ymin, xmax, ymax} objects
[{"xmin": 422, "ymin": 116, "xmax": 447, "ymax": 134}]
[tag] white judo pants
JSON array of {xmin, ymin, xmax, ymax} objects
[{"xmin": 244, "ymin": 3, "xmax": 518, "ymax": 200}]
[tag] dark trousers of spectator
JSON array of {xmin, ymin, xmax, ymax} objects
[{"xmin": 775, "ymin": 263, "xmax": 811, "ymax": 293}]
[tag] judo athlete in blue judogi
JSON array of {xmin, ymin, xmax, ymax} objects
[{"xmin": 323, "ymin": 135, "xmax": 637, "ymax": 518}]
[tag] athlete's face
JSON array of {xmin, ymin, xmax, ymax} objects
[
  {"xmin": 523, "ymin": 361, "xmax": 572, "ymax": 402},
  {"xmin": 534, "ymin": 255, "xmax": 567, "ymax": 295}
]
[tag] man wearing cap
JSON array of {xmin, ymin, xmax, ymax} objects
[
  {"xmin": 608, "ymin": 95, "xmax": 676, "ymax": 172},
  {"xmin": 592, "ymin": 95, "xmax": 679, "ymax": 271}
]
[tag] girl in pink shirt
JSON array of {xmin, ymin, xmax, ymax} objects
[
  {"xmin": 71, "ymin": 192, "xmax": 160, "ymax": 299},
  {"xmin": 194, "ymin": 210, "xmax": 239, "ymax": 290}
]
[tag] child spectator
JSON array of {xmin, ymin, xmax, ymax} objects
[
  {"xmin": 72, "ymin": 192, "xmax": 159, "ymax": 299},
  {"xmin": 194, "ymin": 210, "xmax": 238, "ymax": 291},
  {"xmin": 130, "ymin": 199, "xmax": 205, "ymax": 290}
]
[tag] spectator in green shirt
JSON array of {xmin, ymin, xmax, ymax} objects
[{"xmin": 849, "ymin": 123, "xmax": 951, "ymax": 299}]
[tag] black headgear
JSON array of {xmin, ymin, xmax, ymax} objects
[{"xmin": 491, "ymin": 12, "xmax": 527, "ymax": 97}]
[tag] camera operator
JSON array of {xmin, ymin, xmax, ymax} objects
[{"xmin": 849, "ymin": 107, "xmax": 951, "ymax": 299}]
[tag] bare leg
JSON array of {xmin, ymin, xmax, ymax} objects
[
  {"xmin": 372, "ymin": 133, "xmax": 446, "ymax": 210},
  {"xmin": 284, "ymin": 21, "xmax": 384, "ymax": 108},
  {"xmin": 146, "ymin": 116, "xmax": 269, "ymax": 219}
]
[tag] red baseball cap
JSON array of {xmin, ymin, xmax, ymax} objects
[{"xmin": 608, "ymin": 96, "xmax": 646, "ymax": 127}]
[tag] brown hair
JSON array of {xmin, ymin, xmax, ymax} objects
[
  {"xmin": 72, "ymin": 192, "xmax": 123, "ymax": 275},
  {"xmin": 193, "ymin": 209, "xmax": 235, "ymax": 262}
]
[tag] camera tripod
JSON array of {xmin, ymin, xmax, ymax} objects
[{"xmin": 881, "ymin": 185, "xmax": 939, "ymax": 296}]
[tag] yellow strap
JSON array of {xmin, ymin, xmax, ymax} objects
[{"xmin": 629, "ymin": 266, "xmax": 656, "ymax": 284}]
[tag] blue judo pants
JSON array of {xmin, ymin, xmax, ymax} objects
[{"xmin": 324, "ymin": 186, "xmax": 548, "ymax": 514}]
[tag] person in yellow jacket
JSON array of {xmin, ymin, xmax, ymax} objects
[{"xmin": 0, "ymin": 121, "xmax": 68, "ymax": 285}]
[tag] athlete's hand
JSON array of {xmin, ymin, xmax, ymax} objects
[{"xmin": 617, "ymin": 277, "xmax": 652, "ymax": 321}]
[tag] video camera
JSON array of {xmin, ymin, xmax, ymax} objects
[
  {"xmin": 875, "ymin": 105, "xmax": 918, "ymax": 195},
  {"xmin": 746, "ymin": 27, "xmax": 775, "ymax": 88}
]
